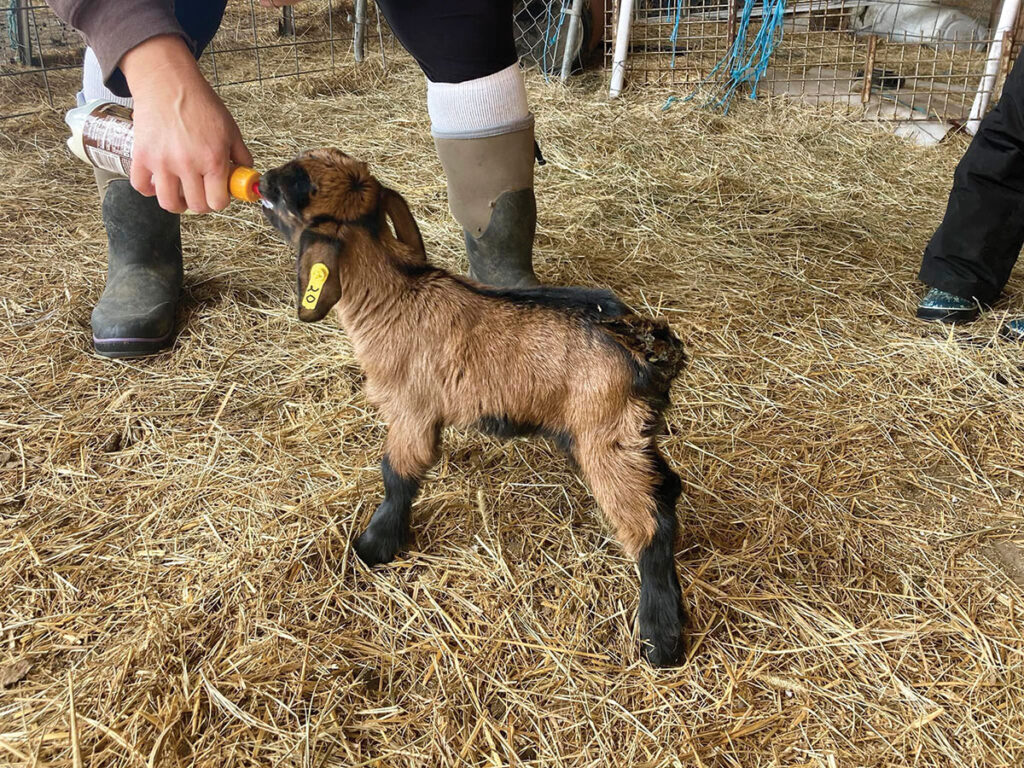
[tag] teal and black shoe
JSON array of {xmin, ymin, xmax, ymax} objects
[
  {"xmin": 1000, "ymin": 317, "xmax": 1024, "ymax": 342},
  {"xmin": 916, "ymin": 288, "xmax": 979, "ymax": 324}
]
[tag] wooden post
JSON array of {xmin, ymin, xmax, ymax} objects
[
  {"xmin": 727, "ymin": 0, "xmax": 740, "ymax": 49},
  {"xmin": 861, "ymin": 35, "xmax": 877, "ymax": 104},
  {"xmin": 13, "ymin": 0, "xmax": 34, "ymax": 66},
  {"xmin": 279, "ymin": 5, "xmax": 296, "ymax": 37}
]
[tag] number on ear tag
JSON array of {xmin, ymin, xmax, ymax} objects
[{"xmin": 302, "ymin": 263, "xmax": 330, "ymax": 310}]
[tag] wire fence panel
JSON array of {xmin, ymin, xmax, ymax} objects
[
  {"xmin": 606, "ymin": 0, "xmax": 1020, "ymax": 124},
  {"xmin": 2, "ymin": 0, "xmax": 605, "ymax": 121},
  {"xmin": 199, "ymin": 0, "xmax": 372, "ymax": 88},
  {"xmin": 0, "ymin": 0, "xmax": 387, "ymax": 120},
  {"xmin": 2, "ymin": 1, "xmax": 83, "ymax": 119},
  {"xmin": 514, "ymin": 0, "xmax": 600, "ymax": 76}
]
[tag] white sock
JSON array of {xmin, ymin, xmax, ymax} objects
[
  {"xmin": 427, "ymin": 63, "xmax": 531, "ymax": 140},
  {"xmin": 78, "ymin": 47, "xmax": 133, "ymax": 108}
]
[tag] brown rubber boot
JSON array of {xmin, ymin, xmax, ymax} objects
[{"xmin": 434, "ymin": 123, "xmax": 539, "ymax": 288}]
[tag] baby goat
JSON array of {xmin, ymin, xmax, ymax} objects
[{"xmin": 260, "ymin": 149, "xmax": 689, "ymax": 666}]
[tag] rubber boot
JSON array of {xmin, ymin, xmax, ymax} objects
[
  {"xmin": 434, "ymin": 124, "xmax": 539, "ymax": 288},
  {"xmin": 91, "ymin": 169, "xmax": 183, "ymax": 358}
]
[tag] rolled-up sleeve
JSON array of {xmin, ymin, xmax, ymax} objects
[{"xmin": 47, "ymin": 1, "xmax": 187, "ymax": 97}]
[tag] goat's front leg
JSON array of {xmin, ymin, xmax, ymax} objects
[{"xmin": 354, "ymin": 416, "xmax": 440, "ymax": 567}]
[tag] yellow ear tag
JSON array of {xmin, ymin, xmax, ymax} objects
[{"xmin": 302, "ymin": 263, "xmax": 330, "ymax": 310}]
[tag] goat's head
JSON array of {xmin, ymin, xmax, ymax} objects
[{"xmin": 262, "ymin": 148, "xmax": 425, "ymax": 323}]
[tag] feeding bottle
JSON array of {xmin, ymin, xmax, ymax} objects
[{"xmin": 65, "ymin": 100, "xmax": 262, "ymax": 204}]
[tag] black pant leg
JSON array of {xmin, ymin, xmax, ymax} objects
[
  {"xmin": 175, "ymin": 0, "xmax": 229, "ymax": 58},
  {"xmin": 919, "ymin": 53, "xmax": 1024, "ymax": 302},
  {"xmin": 373, "ymin": 0, "xmax": 517, "ymax": 83}
]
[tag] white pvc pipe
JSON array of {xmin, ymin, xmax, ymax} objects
[
  {"xmin": 966, "ymin": 0, "xmax": 1021, "ymax": 134},
  {"xmin": 609, "ymin": 0, "xmax": 635, "ymax": 99}
]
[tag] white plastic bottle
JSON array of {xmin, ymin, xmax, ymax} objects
[{"xmin": 65, "ymin": 100, "xmax": 262, "ymax": 203}]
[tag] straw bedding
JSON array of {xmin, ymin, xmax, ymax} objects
[{"xmin": 1, "ymin": 56, "xmax": 1024, "ymax": 767}]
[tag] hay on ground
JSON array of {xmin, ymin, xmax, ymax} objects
[{"xmin": 1, "ymin": 56, "xmax": 1024, "ymax": 768}]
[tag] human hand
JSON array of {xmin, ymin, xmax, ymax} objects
[{"xmin": 120, "ymin": 34, "xmax": 253, "ymax": 213}]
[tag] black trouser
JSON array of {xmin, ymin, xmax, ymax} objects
[
  {"xmin": 376, "ymin": 0, "xmax": 517, "ymax": 83},
  {"xmin": 919, "ymin": 52, "xmax": 1024, "ymax": 303},
  {"xmin": 118, "ymin": 0, "xmax": 517, "ymax": 92}
]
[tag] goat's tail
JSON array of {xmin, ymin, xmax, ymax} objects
[{"xmin": 601, "ymin": 314, "xmax": 688, "ymax": 401}]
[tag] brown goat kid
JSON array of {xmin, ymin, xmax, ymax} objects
[{"xmin": 260, "ymin": 149, "xmax": 690, "ymax": 666}]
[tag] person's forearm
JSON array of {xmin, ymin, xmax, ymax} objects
[
  {"xmin": 119, "ymin": 34, "xmax": 252, "ymax": 213},
  {"xmin": 120, "ymin": 34, "xmax": 204, "ymax": 97}
]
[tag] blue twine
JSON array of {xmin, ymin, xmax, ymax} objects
[
  {"xmin": 542, "ymin": 2, "xmax": 554, "ymax": 79},
  {"xmin": 541, "ymin": 1, "xmax": 570, "ymax": 82},
  {"xmin": 679, "ymin": 0, "xmax": 788, "ymax": 113},
  {"xmin": 669, "ymin": 0, "xmax": 685, "ymax": 69}
]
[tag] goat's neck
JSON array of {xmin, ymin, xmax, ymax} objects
[{"xmin": 334, "ymin": 229, "xmax": 420, "ymax": 352}]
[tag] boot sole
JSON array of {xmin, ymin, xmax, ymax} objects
[
  {"xmin": 915, "ymin": 306, "xmax": 979, "ymax": 324},
  {"xmin": 93, "ymin": 332, "xmax": 174, "ymax": 359},
  {"xmin": 999, "ymin": 326, "xmax": 1024, "ymax": 342}
]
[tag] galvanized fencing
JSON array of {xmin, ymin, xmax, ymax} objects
[
  {"xmin": 1, "ymin": 0, "xmax": 379, "ymax": 120},
  {"xmin": 5, "ymin": 0, "xmax": 1015, "ymax": 127},
  {"xmin": 1, "ymin": 0, "xmax": 601, "ymax": 120},
  {"xmin": 606, "ymin": 0, "xmax": 1021, "ymax": 127}
]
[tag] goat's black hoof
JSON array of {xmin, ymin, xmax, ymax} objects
[
  {"xmin": 643, "ymin": 634, "xmax": 687, "ymax": 667},
  {"xmin": 353, "ymin": 528, "xmax": 404, "ymax": 567},
  {"xmin": 640, "ymin": 603, "xmax": 689, "ymax": 668}
]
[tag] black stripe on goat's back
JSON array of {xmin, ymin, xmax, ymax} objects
[
  {"xmin": 476, "ymin": 414, "xmax": 574, "ymax": 456},
  {"xmin": 463, "ymin": 283, "xmax": 630, "ymax": 322}
]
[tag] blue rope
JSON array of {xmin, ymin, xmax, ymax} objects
[
  {"xmin": 541, "ymin": 1, "xmax": 570, "ymax": 82},
  {"xmin": 678, "ymin": 0, "xmax": 788, "ymax": 113},
  {"xmin": 542, "ymin": 1, "xmax": 554, "ymax": 78},
  {"xmin": 669, "ymin": 0, "xmax": 684, "ymax": 69}
]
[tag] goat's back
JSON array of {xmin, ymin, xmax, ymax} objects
[
  {"xmin": 445, "ymin": 280, "xmax": 686, "ymax": 431},
  {"xmin": 468, "ymin": 281, "xmax": 687, "ymax": 399}
]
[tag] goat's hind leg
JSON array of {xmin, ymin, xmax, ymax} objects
[
  {"xmin": 637, "ymin": 447, "xmax": 687, "ymax": 667},
  {"xmin": 578, "ymin": 438, "xmax": 687, "ymax": 666},
  {"xmin": 354, "ymin": 417, "xmax": 440, "ymax": 567}
]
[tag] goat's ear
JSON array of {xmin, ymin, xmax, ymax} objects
[
  {"xmin": 380, "ymin": 187, "xmax": 425, "ymax": 258},
  {"xmin": 296, "ymin": 231, "xmax": 343, "ymax": 323}
]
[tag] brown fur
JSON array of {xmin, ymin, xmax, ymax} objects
[{"xmin": 260, "ymin": 149, "xmax": 690, "ymax": 665}]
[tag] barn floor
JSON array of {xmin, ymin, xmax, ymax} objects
[{"xmin": 2, "ymin": 57, "xmax": 1024, "ymax": 768}]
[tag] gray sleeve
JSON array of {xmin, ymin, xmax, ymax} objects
[{"xmin": 46, "ymin": 1, "xmax": 187, "ymax": 97}]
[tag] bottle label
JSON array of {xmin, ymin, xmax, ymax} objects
[{"xmin": 82, "ymin": 102, "xmax": 134, "ymax": 177}]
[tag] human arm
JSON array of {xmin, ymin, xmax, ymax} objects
[
  {"xmin": 120, "ymin": 35, "xmax": 252, "ymax": 213},
  {"xmin": 47, "ymin": 2, "xmax": 252, "ymax": 213}
]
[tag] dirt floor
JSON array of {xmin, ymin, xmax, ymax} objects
[{"xmin": 2, "ymin": 54, "xmax": 1024, "ymax": 767}]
